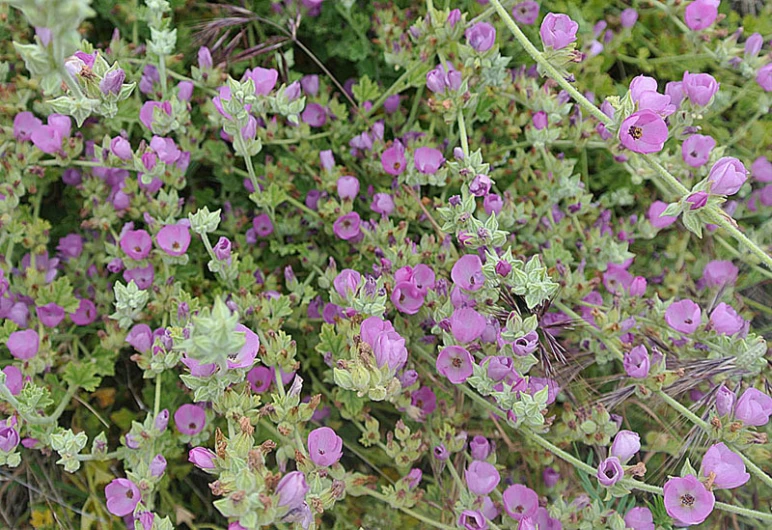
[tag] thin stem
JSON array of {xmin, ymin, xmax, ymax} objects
[
  {"xmin": 488, "ymin": 0, "xmax": 772, "ymax": 270},
  {"xmin": 153, "ymin": 374, "xmax": 162, "ymax": 417},
  {"xmin": 457, "ymin": 110, "xmax": 469, "ymax": 157},
  {"xmin": 365, "ymin": 63, "xmax": 422, "ymax": 118},
  {"xmin": 274, "ymin": 366, "xmax": 286, "ymax": 400},
  {"xmin": 362, "ymin": 489, "xmax": 456, "ymax": 530},
  {"xmin": 76, "ymin": 450, "xmax": 121, "ymax": 462}
]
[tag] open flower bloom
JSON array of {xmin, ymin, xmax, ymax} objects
[
  {"xmin": 664, "ymin": 299, "xmax": 701, "ymax": 334},
  {"xmin": 700, "ymin": 443, "xmax": 750, "ymax": 489},
  {"xmin": 619, "ymin": 110, "xmax": 668, "ymax": 154},
  {"xmin": 307, "ymin": 426, "xmax": 343, "ymax": 467},
  {"xmin": 465, "ymin": 461, "xmax": 500, "ymax": 495},
  {"xmin": 104, "ymin": 478, "xmax": 141, "ymax": 517},
  {"xmin": 502, "ymin": 484, "xmax": 539, "ymax": 520},
  {"xmin": 451, "ymin": 255, "xmax": 485, "ymax": 291},
  {"xmin": 596, "ymin": 456, "xmax": 623, "ymax": 486},
  {"xmin": 540, "ymin": 13, "xmax": 578, "ymax": 50},
  {"xmin": 625, "ymin": 506, "xmax": 655, "ymax": 530},
  {"xmin": 663, "ymin": 474, "xmax": 714, "ymax": 525},
  {"xmin": 436, "ymin": 345, "xmax": 474, "ymax": 384},
  {"xmin": 174, "ymin": 403, "xmax": 206, "ymax": 436}
]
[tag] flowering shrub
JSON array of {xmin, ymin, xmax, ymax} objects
[{"xmin": 1, "ymin": 0, "xmax": 772, "ymax": 528}]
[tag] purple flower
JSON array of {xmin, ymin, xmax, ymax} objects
[
  {"xmin": 307, "ymin": 426, "xmax": 343, "ymax": 467},
  {"xmin": 484, "ymin": 194, "xmax": 503, "ymax": 215},
  {"xmin": 301, "ymin": 74, "xmax": 319, "ymax": 96},
  {"xmin": 470, "ymin": 174, "xmax": 492, "ymax": 197},
  {"xmin": 450, "ymin": 307, "xmax": 486, "ymax": 343},
  {"xmin": 628, "ymin": 276, "xmax": 647, "ymax": 296},
  {"xmin": 684, "ymin": 0, "xmax": 719, "ymax": 31},
  {"xmin": 156, "ymin": 224, "xmax": 191, "ymax": 257},
  {"xmin": 512, "ymin": 2, "xmax": 539, "ymax": 25},
  {"xmin": 360, "ymin": 317, "xmax": 395, "ymax": 346},
  {"xmin": 757, "ymin": 63, "xmax": 772, "ymax": 91},
  {"xmin": 31, "ymin": 125, "xmax": 63, "ymax": 154},
  {"xmin": 188, "ymin": 447, "xmax": 216, "ymax": 469},
  {"xmin": 451, "ymin": 255, "xmax": 485, "ymax": 291},
  {"xmin": 243, "ymin": 67, "xmax": 278, "ymax": 95},
  {"xmin": 301, "ymin": 103, "xmax": 327, "ymax": 127},
  {"xmin": 229, "ymin": 324, "xmax": 259, "ymax": 369},
  {"xmin": 436, "ymin": 345, "xmax": 474, "ymax": 384},
  {"xmin": 381, "ymin": 141, "xmax": 407, "ymax": 175},
  {"xmin": 502, "ymin": 484, "xmax": 539, "ymax": 521},
  {"xmin": 681, "ymin": 134, "xmax": 716, "ymax": 167},
  {"xmin": 213, "ymin": 237, "xmax": 231, "ymax": 261},
  {"xmin": 664, "ymin": 299, "xmax": 701, "ymax": 334},
  {"xmin": 466, "ymin": 22, "xmax": 496, "ymax": 52},
  {"xmin": 174, "ymin": 404, "xmax": 206, "ymax": 436},
  {"xmin": 413, "ymin": 147, "xmax": 445, "ymax": 175},
  {"xmin": 0, "ymin": 423, "xmax": 20, "ymax": 452},
  {"xmin": 105, "ymin": 478, "xmax": 141, "ymax": 516},
  {"xmin": 663, "ymin": 474, "xmax": 714, "ymax": 525},
  {"xmin": 543, "ymin": 467, "xmax": 560, "ymax": 488},
  {"xmin": 469, "ymin": 435, "xmax": 490, "ymax": 460},
  {"xmin": 511, "ymin": 331, "xmax": 539, "ymax": 357},
  {"xmin": 540, "ymin": 13, "xmax": 579, "ymax": 50},
  {"xmin": 100, "ymin": 68, "xmax": 125, "ymax": 95},
  {"xmin": 124, "ymin": 264, "xmax": 154, "ymax": 290},
  {"xmin": 619, "ymin": 110, "xmax": 668, "ymax": 154},
  {"xmin": 333, "ymin": 269, "xmax": 361, "ymax": 298},
  {"xmin": 426, "ymin": 64, "xmax": 462, "ymax": 94},
  {"xmin": 411, "ymin": 386, "xmax": 437, "ymax": 417},
  {"xmin": 111, "ymin": 136, "xmax": 133, "ymax": 160},
  {"xmin": 433, "ymin": 443, "xmax": 449, "ymax": 461},
  {"xmin": 620, "ymin": 8, "xmax": 639, "ymax": 28},
  {"xmin": 247, "ymin": 365, "xmax": 273, "ymax": 393},
  {"xmin": 120, "ymin": 229, "xmax": 152, "ymax": 260},
  {"xmin": 150, "ymin": 454, "xmax": 167, "ymax": 477},
  {"xmin": 253, "ymin": 213, "xmax": 274, "ymax": 238},
  {"xmin": 715, "ymin": 384, "xmax": 736, "ymax": 416},
  {"xmin": 372, "ymin": 330, "xmax": 408, "ymax": 371},
  {"xmin": 629, "ymin": 75, "xmax": 657, "ymax": 102},
  {"xmin": 708, "ymin": 157, "xmax": 747, "ymax": 196},
  {"xmin": 7, "ymin": 329, "xmax": 39, "ymax": 360},
  {"xmin": 2, "ymin": 366, "xmax": 24, "ymax": 396},
  {"xmin": 709, "ymin": 303, "xmax": 744, "ymax": 335},
  {"xmin": 465, "ymin": 461, "xmax": 500, "ymax": 495},
  {"xmin": 665, "ymin": 81, "xmax": 685, "ymax": 107},
  {"xmin": 371, "ymin": 193, "xmax": 394, "ymax": 216},
  {"xmin": 333, "ymin": 212, "xmax": 362, "ymax": 241},
  {"xmin": 744, "ymin": 33, "xmax": 763, "ymax": 58},
  {"xmin": 625, "ymin": 507, "xmax": 654, "ymax": 530},
  {"xmin": 337, "ymin": 176, "xmax": 360, "ymax": 200},
  {"xmin": 682, "ymin": 71, "xmax": 719, "ymax": 106},
  {"xmin": 734, "ymin": 387, "xmax": 772, "ymax": 426},
  {"xmin": 391, "ymin": 282, "xmax": 425, "ymax": 314},
  {"xmin": 457, "ymin": 510, "xmax": 488, "ymax": 530},
  {"xmin": 702, "ymin": 260, "xmax": 738, "ymax": 288},
  {"xmin": 623, "ymin": 345, "xmax": 650, "ymax": 379},
  {"xmin": 126, "ymin": 324, "xmax": 152, "ymax": 353},
  {"xmin": 13, "ymin": 111, "xmax": 42, "ymax": 141},
  {"xmin": 596, "ymin": 456, "xmax": 624, "ymax": 487},
  {"xmin": 610, "ymin": 430, "xmax": 641, "ymax": 463},
  {"xmin": 532, "ymin": 111, "xmax": 548, "ymax": 130},
  {"xmin": 751, "ymin": 157, "xmax": 772, "ymax": 183},
  {"xmin": 276, "ymin": 471, "xmax": 308, "ymax": 509},
  {"xmin": 139, "ymin": 101, "xmax": 171, "ymax": 130},
  {"xmin": 446, "ymin": 9, "xmax": 461, "ymax": 28},
  {"xmin": 701, "ymin": 443, "xmax": 749, "ymax": 489}
]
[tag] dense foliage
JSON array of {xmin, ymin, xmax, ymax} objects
[{"xmin": 0, "ymin": 0, "xmax": 771, "ymax": 529}]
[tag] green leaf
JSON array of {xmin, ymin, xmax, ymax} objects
[
  {"xmin": 352, "ymin": 75, "xmax": 381, "ymax": 104},
  {"xmin": 36, "ymin": 277, "xmax": 80, "ymax": 313},
  {"xmin": 62, "ymin": 363, "xmax": 102, "ymax": 392}
]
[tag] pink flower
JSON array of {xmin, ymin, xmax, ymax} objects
[
  {"xmin": 307, "ymin": 426, "xmax": 343, "ymax": 467},
  {"xmin": 436, "ymin": 345, "xmax": 474, "ymax": 384},
  {"xmin": 36, "ymin": 302, "xmax": 65, "ymax": 327},
  {"xmin": 734, "ymin": 387, "xmax": 772, "ymax": 426},
  {"xmin": 510, "ymin": 331, "xmax": 538, "ymax": 357},
  {"xmin": 411, "ymin": 386, "xmax": 437, "ymax": 417},
  {"xmin": 751, "ymin": 157, "xmax": 772, "ymax": 183},
  {"xmin": 665, "ymin": 81, "xmax": 685, "ymax": 107},
  {"xmin": 360, "ymin": 316, "xmax": 395, "ymax": 346},
  {"xmin": 100, "ymin": 68, "xmax": 125, "ymax": 95},
  {"xmin": 451, "ymin": 255, "xmax": 485, "ymax": 291},
  {"xmin": 214, "ymin": 237, "xmax": 231, "ymax": 261},
  {"xmin": 619, "ymin": 110, "xmax": 668, "ymax": 154},
  {"xmin": 381, "ymin": 141, "xmax": 407, "ymax": 175},
  {"xmin": 469, "ymin": 436, "xmax": 490, "ymax": 460},
  {"xmin": 702, "ymin": 260, "xmax": 738, "ymax": 288},
  {"xmin": 708, "ymin": 157, "xmax": 747, "ymax": 196},
  {"xmin": 253, "ymin": 213, "xmax": 274, "ymax": 238},
  {"xmin": 2, "ymin": 366, "xmax": 24, "ymax": 395},
  {"xmin": 715, "ymin": 384, "xmax": 736, "ymax": 416},
  {"xmin": 120, "ymin": 229, "xmax": 153, "ymax": 260},
  {"xmin": 620, "ymin": 8, "xmax": 639, "ymax": 28},
  {"xmin": 700, "ymin": 443, "xmax": 750, "ymax": 489},
  {"xmin": 469, "ymin": 174, "xmax": 492, "ymax": 197},
  {"xmin": 371, "ymin": 193, "xmax": 394, "ymax": 215},
  {"xmin": 149, "ymin": 136, "xmax": 181, "ymax": 164},
  {"xmin": 391, "ymin": 281, "xmax": 425, "ymax": 314},
  {"xmin": 684, "ymin": 0, "xmax": 719, "ymax": 31},
  {"xmin": 540, "ymin": 13, "xmax": 579, "ymax": 50},
  {"xmin": 13, "ymin": 111, "xmax": 42, "ymax": 141},
  {"xmin": 7, "ymin": 329, "xmax": 40, "ymax": 360},
  {"xmin": 625, "ymin": 507, "xmax": 654, "ymax": 530},
  {"xmin": 243, "ymin": 67, "xmax": 278, "ymax": 95},
  {"xmin": 629, "ymin": 75, "xmax": 658, "ymax": 102},
  {"xmin": 126, "ymin": 324, "xmax": 152, "ymax": 352},
  {"xmin": 229, "ymin": 324, "xmax": 259, "ymax": 369},
  {"xmin": 333, "ymin": 269, "xmax": 361, "ymax": 298},
  {"xmin": 105, "ymin": 478, "xmax": 141, "ymax": 517},
  {"xmin": 610, "ymin": 430, "xmax": 641, "ymax": 463},
  {"xmin": 466, "ymin": 22, "xmax": 496, "ymax": 52},
  {"xmin": 663, "ymin": 474, "xmax": 714, "ymax": 525},
  {"xmin": 139, "ymin": 101, "xmax": 171, "ymax": 130},
  {"xmin": 458, "ymin": 510, "xmax": 488, "ymax": 530},
  {"xmin": 413, "ymin": 146, "xmax": 445, "ymax": 175},
  {"xmin": 623, "ymin": 345, "xmax": 650, "ymax": 378},
  {"xmin": 156, "ymin": 224, "xmax": 191, "ymax": 256},
  {"xmin": 333, "ymin": 212, "xmax": 361, "ymax": 240},
  {"xmin": 31, "ymin": 125, "xmax": 63, "ymax": 154},
  {"xmin": 110, "ymin": 136, "xmax": 133, "ymax": 160},
  {"xmin": 682, "ymin": 71, "xmax": 719, "ymax": 106},
  {"xmin": 188, "ymin": 447, "xmax": 216, "ymax": 469},
  {"xmin": 681, "ymin": 134, "xmax": 716, "ymax": 167},
  {"xmin": 275, "ymin": 471, "xmax": 308, "ymax": 509},
  {"xmin": 512, "ymin": 2, "xmax": 539, "ymax": 25},
  {"xmin": 336, "ymin": 176, "xmax": 359, "ymax": 200},
  {"xmin": 450, "ymin": 308, "xmax": 486, "ymax": 343},
  {"xmin": 247, "ymin": 365, "xmax": 273, "ymax": 393},
  {"xmin": 174, "ymin": 404, "xmax": 206, "ymax": 436},
  {"xmin": 757, "ymin": 63, "xmax": 772, "ymax": 91},
  {"xmin": 465, "ymin": 461, "xmax": 500, "ymax": 495},
  {"xmin": 709, "ymin": 303, "xmax": 744, "ymax": 335},
  {"xmin": 596, "ymin": 456, "xmax": 623, "ymax": 486},
  {"xmin": 532, "ymin": 111, "xmax": 548, "ymax": 130},
  {"xmin": 372, "ymin": 330, "xmax": 408, "ymax": 371},
  {"xmin": 664, "ymin": 299, "xmax": 701, "ymax": 334},
  {"xmin": 502, "ymin": 484, "xmax": 538, "ymax": 520}
]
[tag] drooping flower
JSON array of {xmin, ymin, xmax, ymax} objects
[
  {"xmin": 105, "ymin": 478, "xmax": 141, "ymax": 517},
  {"xmin": 156, "ymin": 224, "xmax": 191, "ymax": 257},
  {"xmin": 436, "ymin": 345, "xmax": 474, "ymax": 384},
  {"xmin": 174, "ymin": 404, "xmax": 206, "ymax": 436},
  {"xmin": 307, "ymin": 427, "xmax": 343, "ymax": 467},
  {"xmin": 734, "ymin": 387, "xmax": 772, "ymax": 426},
  {"xmin": 619, "ymin": 110, "xmax": 668, "ymax": 154},
  {"xmin": 465, "ymin": 461, "xmax": 500, "ymax": 495},
  {"xmin": 596, "ymin": 456, "xmax": 624, "ymax": 486},
  {"xmin": 663, "ymin": 474, "xmax": 715, "ymax": 525},
  {"xmin": 540, "ymin": 13, "xmax": 579, "ymax": 50},
  {"xmin": 501, "ymin": 484, "xmax": 539, "ymax": 521},
  {"xmin": 664, "ymin": 299, "xmax": 701, "ymax": 334},
  {"xmin": 700, "ymin": 443, "xmax": 750, "ymax": 489}
]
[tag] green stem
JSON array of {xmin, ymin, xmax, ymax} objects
[
  {"xmin": 274, "ymin": 366, "xmax": 286, "ymax": 400},
  {"xmin": 457, "ymin": 110, "xmax": 470, "ymax": 157},
  {"xmin": 552, "ymin": 301, "xmax": 624, "ymax": 361},
  {"xmin": 76, "ymin": 450, "xmax": 121, "ymax": 462},
  {"xmin": 365, "ymin": 63, "xmax": 422, "ymax": 118},
  {"xmin": 153, "ymin": 374, "xmax": 162, "ymax": 417},
  {"xmin": 362, "ymin": 489, "xmax": 456, "ymax": 530},
  {"xmin": 488, "ymin": 0, "xmax": 772, "ymax": 270}
]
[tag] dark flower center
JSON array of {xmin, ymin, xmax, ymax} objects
[
  {"xmin": 452, "ymin": 357, "xmax": 462, "ymax": 368},
  {"xmin": 126, "ymin": 489, "xmax": 135, "ymax": 499},
  {"xmin": 681, "ymin": 493, "xmax": 695, "ymax": 507},
  {"xmin": 189, "ymin": 422, "xmax": 197, "ymax": 430},
  {"xmin": 134, "ymin": 246, "xmax": 141, "ymax": 253},
  {"xmin": 605, "ymin": 468, "xmax": 616, "ymax": 478},
  {"xmin": 684, "ymin": 318, "xmax": 692, "ymax": 324},
  {"xmin": 393, "ymin": 162, "xmax": 401, "ymax": 170},
  {"xmin": 514, "ymin": 505, "xmax": 524, "ymax": 513},
  {"xmin": 172, "ymin": 241, "xmax": 180, "ymax": 250},
  {"xmin": 628, "ymin": 126, "xmax": 643, "ymax": 140}
]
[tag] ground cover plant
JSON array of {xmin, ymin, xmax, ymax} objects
[{"xmin": 0, "ymin": 0, "xmax": 771, "ymax": 528}]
